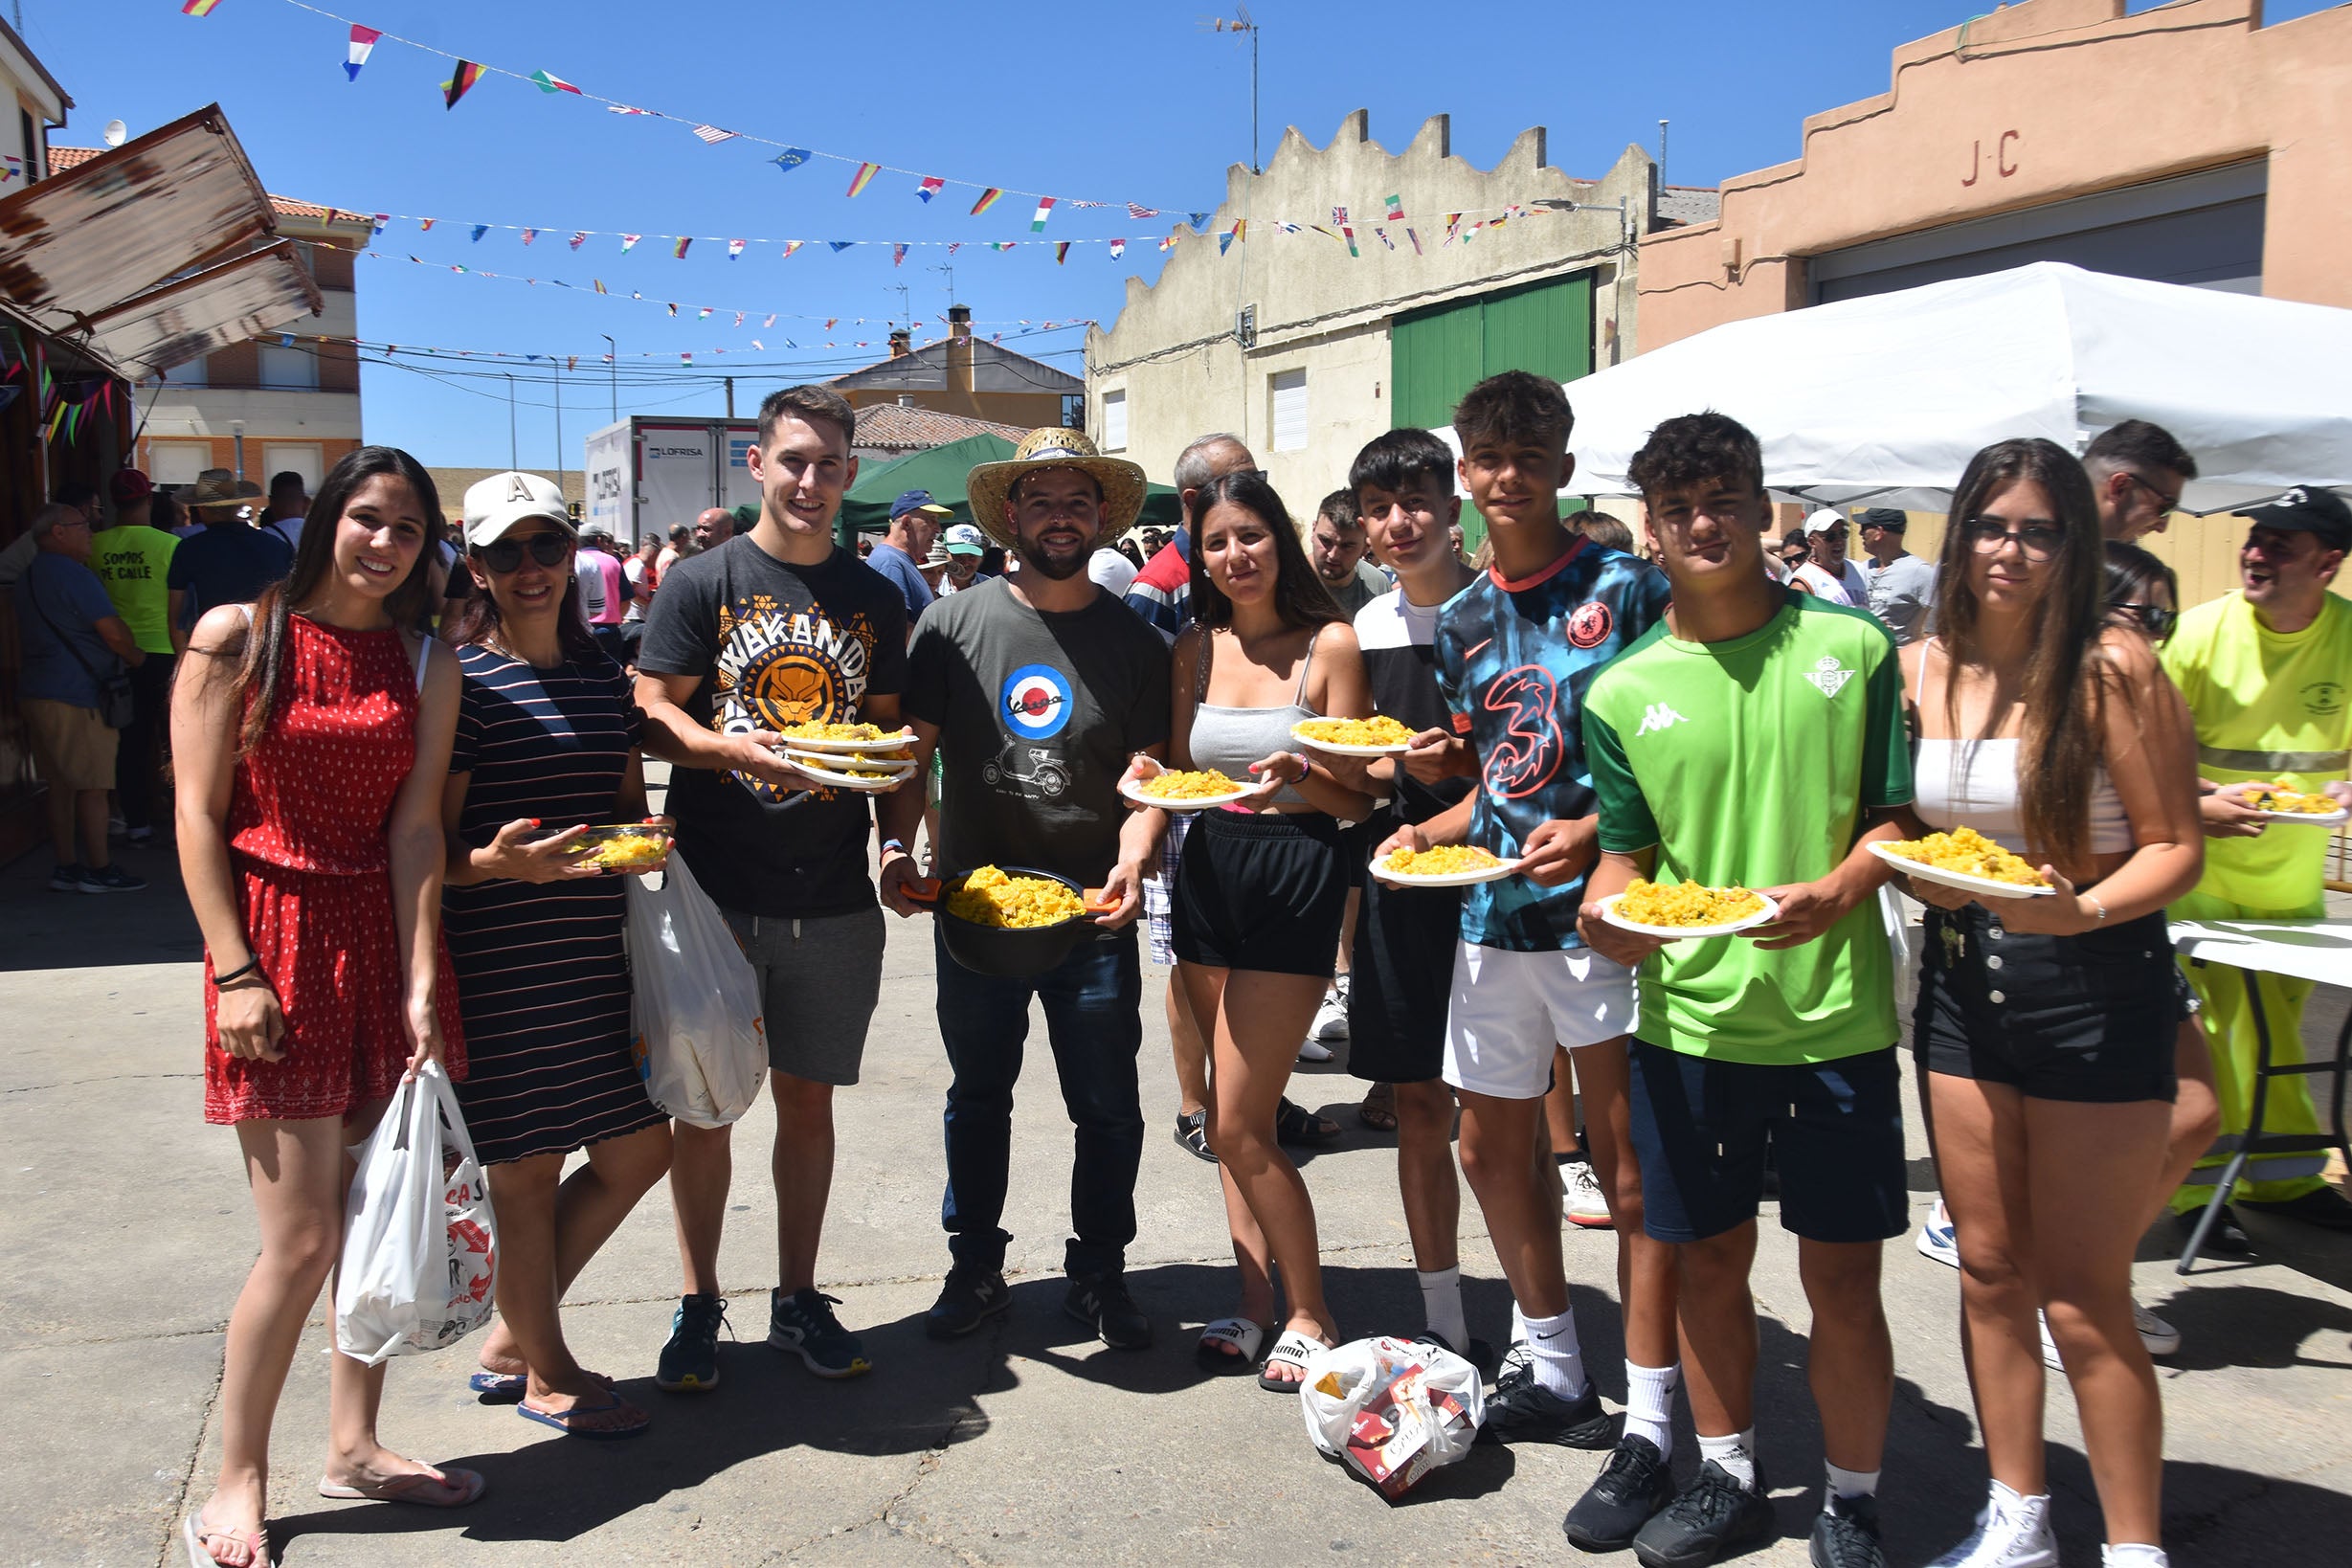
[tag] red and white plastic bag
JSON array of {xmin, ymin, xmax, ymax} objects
[
  {"xmin": 334, "ymin": 1062, "xmax": 499, "ymax": 1364},
  {"xmin": 1298, "ymin": 1335, "xmax": 1486, "ymax": 1498}
]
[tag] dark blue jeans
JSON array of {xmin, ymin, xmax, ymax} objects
[{"xmin": 934, "ymin": 923, "xmax": 1145, "ymax": 1279}]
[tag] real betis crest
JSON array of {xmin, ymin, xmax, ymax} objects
[{"xmin": 1803, "ymin": 655, "xmax": 1855, "ymax": 699}]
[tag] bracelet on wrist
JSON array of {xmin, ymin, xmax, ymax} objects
[{"xmin": 214, "ymin": 955, "xmax": 261, "ymax": 986}]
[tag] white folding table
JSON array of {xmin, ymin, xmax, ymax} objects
[{"xmin": 2170, "ymin": 917, "xmax": 2352, "ymax": 1272}]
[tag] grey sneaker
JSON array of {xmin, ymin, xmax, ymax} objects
[{"xmin": 768, "ymin": 1288, "xmax": 871, "ymax": 1378}]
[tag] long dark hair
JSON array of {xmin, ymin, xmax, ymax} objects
[
  {"xmin": 1187, "ymin": 471, "xmax": 1342, "ymax": 632},
  {"xmin": 2102, "ymin": 540, "xmax": 2178, "ymax": 641},
  {"xmin": 447, "ymin": 530, "xmax": 600, "ymax": 662},
  {"xmin": 227, "ymin": 446, "xmax": 441, "ymax": 756},
  {"xmin": 1931, "ymin": 437, "xmax": 2106, "ymax": 862}
]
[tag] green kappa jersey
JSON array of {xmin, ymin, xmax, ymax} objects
[{"xmin": 1584, "ymin": 594, "xmax": 1912, "ymax": 1064}]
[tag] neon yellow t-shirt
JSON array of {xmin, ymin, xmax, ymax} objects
[
  {"xmin": 91, "ymin": 524, "xmax": 179, "ymax": 656},
  {"xmin": 2161, "ymin": 591, "xmax": 2351, "ymax": 914}
]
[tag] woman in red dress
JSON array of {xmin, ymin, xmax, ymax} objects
[{"xmin": 172, "ymin": 447, "xmax": 476, "ymax": 1567}]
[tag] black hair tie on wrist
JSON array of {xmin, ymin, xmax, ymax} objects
[{"xmin": 214, "ymin": 956, "xmax": 261, "ymax": 987}]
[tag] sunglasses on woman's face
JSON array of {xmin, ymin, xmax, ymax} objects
[
  {"xmin": 477, "ymin": 533, "xmax": 571, "ymax": 573},
  {"xmin": 2116, "ymin": 602, "xmax": 2177, "ymax": 639}
]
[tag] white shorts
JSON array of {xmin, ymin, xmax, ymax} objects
[{"xmin": 1443, "ymin": 942, "xmax": 1637, "ymax": 1101}]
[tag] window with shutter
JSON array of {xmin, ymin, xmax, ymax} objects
[
  {"xmin": 1103, "ymin": 388, "xmax": 1128, "ymax": 451},
  {"xmin": 1270, "ymin": 369, "xmax": 1308, "ymax": 453}
]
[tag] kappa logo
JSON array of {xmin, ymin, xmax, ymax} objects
[
  {"xmin": 1634, "ymin": 702, "xmax": 1688, "ymax": 737},
  {"xmin": 1803, "ymin": 655, "xmax": 1856, "ymax": 699}
]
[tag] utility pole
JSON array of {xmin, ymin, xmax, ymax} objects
[
  {"xmin": 599, "ymin": 333, "xmax": 617, "ymax": 422},
  {"xmin": 1207, "ymin": 10, "xmax": 1262, "ymax": 173},
  {"xmin": 725, "ymin": 376, "xmax": 735, "ymax": 418},
  {"xmin": 505, "ymin": 374, "xmax": 518, "ymax": 468},
  {"xmin": 1658, "ymin": 119, "xmax": 1669, "ymax": 188},
  {"xmin": 551, "ymin": 354, "xmax": 565, "ymax": 503}
]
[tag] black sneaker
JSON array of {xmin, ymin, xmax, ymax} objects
[
  {"xmin": 926, "ymin": 1267, "xmax": 1011, "ymax": 1340},
  {"xmin": 1474, "ymin": 1362, "xmax": 1616, "ymax": 1449},
  {"xmin": 1412, "ymin": 1331, "xmax": 1498, "ymax": 1378},
  {"xmin": 1064, "ymin": 1271, "xmax": 1153, "ymax": 1350},
  {"xmin": 654, "ymin": 1293, "xmax": 729, "ymax": 1392},
  {"xmin": 78, "ymin": 863, "xmax": 146, "ymax": 894},
  {"xmin": 47, "ymin": 862, "xmax": 84, "ymax": 893},
  {"xmin": 1563, "ymin": 1434, "xmax": 1675, "ymax": 1552},
  {"xmin": 1809, "ymin": 1493, "xmax": 1887, "ymax": 1568},
  {"xmin": 2241, "ymin": 1184, "xmax": 2352, "ymax": 1232},
  {"xmin": 2173, "ymin": 1203, "xmax": 2252, "ymax": 1256},
  {"xmin": 768, "ymin": 1287, "xmax": 871, "ymax": 1378},
  {"xmin": 1632, "ymin": 1460, "xmax": 1775, "ymax": 1568}
]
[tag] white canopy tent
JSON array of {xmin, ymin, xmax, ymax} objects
[{"xmin": 1564, "ymin": 262, "xmax": 2352, "ymax": 515}]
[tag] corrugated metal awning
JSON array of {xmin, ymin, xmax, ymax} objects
[{"xmin": 0, "ymin": 103, "xmax": 322, "ymax": 377}]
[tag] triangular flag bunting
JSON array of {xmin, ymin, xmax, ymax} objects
[
  {"xmin": 917, "ymin": 176, "xmax": 945, "ymax": 203},
  {"xmin": 691, "ymin": 124, "xmax": 737, "ymax": 145},
  {"xmin": 1405, "ymin": 228, "xmax": 1422, "ymax": 255},
  {"xmin": 1128, "ymin": 202, "xmax": 1159, "ymax": 220},
  {"xmin": 772, "ymin": 147, "xmax": 811, "ymax": 173},
  {"xmin": 569, "ymin": 232, "xmax": 587, "ymax": 250},
  {"xmin": 532, "ymin": 70, "xmax": 582, "ymax": 95},
  {"xmin": 345, "ymin": 25, "xmax": 379, "ymax": 80},
  {"xmin": 520, "ymin": 228, "xmax": 538, "ymax": 246},
  {"xmin": 845, "ymin": 162, "xmax": 881, "ymax": 197},
  {"xmin": 1188, "ymin": 212, "xmax": 1210, "ymax": 228},
  {"xmin": 181, "ymin": 0, "xmax": 226, "ymax": 15},
  {"xmin": 990, "ymin": 241, "xmax": 1016, "ymax": 253},
  {"xmin": 970, "ymin": 188, "xmax": 1003, "ymax": 215},
  {"xmin": 697, "ymin": 307, "xmax": 712, "ymax": 320},
  {"xmin": 419, "ymin": 217, "xmax": 436, "ymax": 231},
  {"xmin": 1109, "ymin": 238, "xmax": 1126, "ymax": 259},
  {"xmin": 727, "ymin": 238, "xmax": 746, "ymax": 259},
  {"xmin": 892, "ymin": 244, "xmax": 907, "ymax": 267},
  {"xmin": 828, "ymin": 241, "xmax": 855, "ymax": 253},
  {"xmin": 1031, "ymin": 197, "xmax": 1057, "ymax": 232},
  {"xmin": 620, "ymin": 234, "xmax": 640, "ymax": 253},
  {"xmin": 1055, "ymin": 242, "xmax": 1069, "ymax": 264},
  {"xmin": 672, "ymin": 236, "xmax": 691, "ymax": 259},
  {"xmin": 781, "ymin": 240, "xmax": 803, "ymax": 259},
  {"xmin": 470, "ymin": 224, "xmax": 488, "ymax": 243},
  {"xmin": 442, "ymin": 60, "xmax": 483, "ymax": 109},
  {"xmin": 1385, "ymin": 194, "xmax": 1404, "ymax": 222}
]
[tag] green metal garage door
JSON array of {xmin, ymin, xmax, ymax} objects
[{"xmin": 1390, "ymin": 272, "xmax": 1594, "ymax": 432}]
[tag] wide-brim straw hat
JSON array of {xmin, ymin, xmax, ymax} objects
[
  {"xmin": 964, "ymin": 427, "xmax": 1148, "ymax": 550},
  {"xmin": 185, "ymin": 470, "xmax": 263, "ymax": 515}
]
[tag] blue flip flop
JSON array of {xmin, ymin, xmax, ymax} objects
[
  {"xmin": 467, "ymin": 1372, "xmax": 526, "ymax": 1403},
  {"xmin": 517, "ymin": 1394, "xmax": 650, "ymax": 1441}
]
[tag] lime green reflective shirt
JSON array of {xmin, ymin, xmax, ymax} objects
[
  {"xmin": 1585, "ymin": 596, "xmax": 1912, "ymax": 1064},
  {"xmin": 91, "ymin": 524, "xmax": 178, "ymax": 656},
  {"xmin": 2161, "ymin": 591, "xmax": 2351, "ymax": 916}
]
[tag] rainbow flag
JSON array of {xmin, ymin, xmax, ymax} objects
[
  {"xmin": 970, "ymin": 188, "xmax": 1003, "ymax": 215},
  {"xmin": 845, "ymin": 162, "xmax": 881, "ymax": 198},
  {"xmin": 442, "ymin": 61, "xmax": 483, "ymax": 109}
]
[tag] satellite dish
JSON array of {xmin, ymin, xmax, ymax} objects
[{"xmin": 101, "ymin": 120, "xmax": 128, "ymax": 148}]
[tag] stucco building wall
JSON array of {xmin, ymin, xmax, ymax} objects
[{"xmin": 1087, "ymin": 111, "xmax": 1665, "ymax": 511}]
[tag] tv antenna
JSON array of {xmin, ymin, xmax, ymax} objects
[
  {"xmin": 1202, "ymin": 7, "xmax": 1262, "ymax": 174},
  {"xmin": 930, "ymin": 262, "xmax": 955, "ymax": 313}
]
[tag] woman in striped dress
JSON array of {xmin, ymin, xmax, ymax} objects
[{"xmin": 439, "ymin": 474, "xmax": 671, "ymax": 1440}]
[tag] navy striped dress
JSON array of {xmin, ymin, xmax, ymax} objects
[{"xmin": 443, "ymin": 642, "xmax": 663, "ymax": 1165}]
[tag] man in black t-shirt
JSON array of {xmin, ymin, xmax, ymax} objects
[
  {"xmin": 876, "ymin": 428, "xmax": 1172, "ymax": 1351},
  {"xmin": 636, "ymin": 384, "xmax": 907, "ymax": 1389}
]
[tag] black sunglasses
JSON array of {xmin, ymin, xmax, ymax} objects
[
  {"xmin": 476, "ymin": 533, "xmax": 571, "ymax": 573},
  {"xmin": 2115, "ymin": 601, "xmax": 2178, "ymax": 639}
]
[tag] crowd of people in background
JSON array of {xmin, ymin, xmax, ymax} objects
[{"xmin": 10, "ymin": 370, "xmax": 2345, "ymax": 1568}]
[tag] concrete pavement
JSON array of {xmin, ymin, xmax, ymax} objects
[{"xmin": 2, "ymin": 836, "xmax": 2349, "ymax": 1568}]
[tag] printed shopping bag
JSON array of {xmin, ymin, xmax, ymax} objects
[
  {"xmin": 623, "ymin": 853, "xmax": 768, "ymax": 1128},
  {"xmin": 1298, "ymin": 1335, "xmax": 1485, "ymax": 1498},
  {"xmin": 334, "ymin": 1062, "xmax": 498, "ymax": 1364}
]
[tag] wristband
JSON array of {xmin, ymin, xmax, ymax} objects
[
  {"xmin": 214, "ymin": 955, "xmax": 261, "ymax": 986},
  {"xmin": 881, "ymin": 838, "xmax": 907, "ymax": 858}
]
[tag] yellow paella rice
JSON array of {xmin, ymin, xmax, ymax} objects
[
  {"xmin": 1884, "ymin": 827, "xmax": 2049, "ymax": 885},
  {"xmin": 777, "ymin": 721, "xmax": 911, "ymax": 745},
  {"xmin": 583, "ymin": 831, "xmax": 669, "ymax": 869},
  {"xmin": 2244, "ymin": 783, "xmax": 2337, "ymax": 815},
  {"xmin": 1619, "ymin": 878, "xmax": 1766, "ymax": 927},
  {"xmin": 1295, "ymin": 715, "xmax": 1417, "ymax": 748},
  {"xmin": 1380, "ymin": 844, "xmax": 1504, "ymax": 876},
  {"xmin": 944, "ymin": 865, "xmax": 1086, "ymax": 929},
  {"xmin": 1138, "ymin": 768, "xmax": 1243, "ymax": 799}
]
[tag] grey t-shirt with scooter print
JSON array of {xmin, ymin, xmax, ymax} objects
[{"xmin": 905, "ymin": 574, "xmax": 1170, "ymax": 891}]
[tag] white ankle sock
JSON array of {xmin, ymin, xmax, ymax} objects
[
  {"xmin": 1825, "ymin": 1461, "xmax": 1879, "ymax": 1501},
  {"xmin": 1418, "ymin": 1266, "xmax": 1467, "ymax": 1354},
  {"xmin": 1697, "ymin": 1428, "xmax": 1758, "ymax": 1490},
  {"xmin": 1519, "ymin": 1306, "xmax": 1587, "ymax": 1399},
  {"xmin": 1624, "ymin": 1361, "xmax": 1679, "ymax": 1457},
  {"xmin": 1509, "ymin": 1300, "xmax": 1528, "ymax": 1349},
  {"xmin": 2102, "ymin": 1546, "xmax": 2166, "ymax": 1568}
]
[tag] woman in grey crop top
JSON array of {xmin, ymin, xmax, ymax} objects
[
  {"xmin": 1131, "ymin": 471, "xmax": 1373, "ymax": 1387},
  {"xmin": 1893, "ymin": 439, "xmax": 2203, "ymax": 1568}
]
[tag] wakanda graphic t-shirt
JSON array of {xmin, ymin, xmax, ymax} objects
[
  {"xmin": 905, "ymin": 576, "xmax": 1170, "ymax": 891},
  {"xmin": 638, "ymin": 535, "xmax": 907, "ymax": 917},
  {"xmin": 1434, "ymin": 536, "xmax": 1671, "ymax": 952}
]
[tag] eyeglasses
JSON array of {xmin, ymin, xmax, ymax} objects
[
  {"xmin": 476, "ymin": 533, "xmax": 571, "ymax": 573},
  {"xmin": 2120, "ymin": 471, "xmax": 2184, "ymax": 515},
  {"xmin": 1962, "ymin": 518, "xmax": 2066, "ymax": 560},
  {"xmin": 2114, "ymin": 602, "xmax": 2177, "ymax": 639}
]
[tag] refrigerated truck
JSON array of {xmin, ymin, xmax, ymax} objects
[{"xmin": 583, "ymin": 417, "xmax": 762, "ymax": 546}]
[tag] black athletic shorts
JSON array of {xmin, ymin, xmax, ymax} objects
[
  {"xmin": 1173, "ymin": 810, "xmax": 1347, "ymax": 978},
  {"xmin": 1346, "ymin": 865, "xmax": 1462, "ymax": 1084},
  {"xmin": 1628, "ymin": 1041, "xmax": 1909, "ymax": 1244},
  {"xmin": 1914, "ymin": 902, "xmax": 2179, "ymax": 1104}
]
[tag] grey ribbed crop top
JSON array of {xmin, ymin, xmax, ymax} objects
[{"xmin": 1187, "ymin": 626, "xmax": 1321, "ymax": 807}]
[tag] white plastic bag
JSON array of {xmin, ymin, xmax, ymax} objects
[
  {"xmin": 334, "ymin": 1062, "xmax": 499, "ymax": 1365},
  {"xmin": 1299, "ymin": 1335, "xmax": 1486, "ymax": 1498},
  {"xmin": 623, "ymin": 853, "xmax": 768, "ymax": 1129}
]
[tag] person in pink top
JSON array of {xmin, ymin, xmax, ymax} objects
[{"xmin": 576, "ymin": 524, "xmax": 631, "ymax": 665}]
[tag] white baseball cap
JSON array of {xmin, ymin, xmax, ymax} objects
[
  {"xmin": 462, "ymin": 471, "xmax": 574, "ymax": 547},
  {"xmin": 1803, "ymin": 507, "xmax": 1849, "ymax": 536}
]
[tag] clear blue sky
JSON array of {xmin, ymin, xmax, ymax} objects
[{"xmin": 22, "ymin": 0, "xmax": 2339, "ymax": 470}]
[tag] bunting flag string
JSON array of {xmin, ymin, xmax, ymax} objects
[
  {"xmin": 1030, "ymin": 197, "xmax": 1056, "ymax": 233},
  {"xmin": 845, "ymin": 162, "xmax": 881, "ymax": 198},
  {"xmin": 249, "ymin": 322, "xmax": 1091, "ymax": 370},
  {"xmin": 345, "ymin": 23, "xmax": 378, "ymax": 80},
  {"xmin": 970, "ymin": 188, "xmax": 1004, "ymax": 216},
  {"xmin": 917, "ymin": 176, "xmax": 945, "ymax": 204},
  {"xmin": 441, "ymin": 59, "xmax": 482, "ymax": 109}
]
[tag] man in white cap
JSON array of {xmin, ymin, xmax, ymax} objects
[
  {"xmin": 1797, "ymin": 509, "xmax": 1867, "ymax": 607},
  {"xmin": 938, "ymin": 523, "xmax": 989, "ymax": 596},
  {"xmin": 876, "ymin": 427, "xmax": 1171, "ymax": 1351}
]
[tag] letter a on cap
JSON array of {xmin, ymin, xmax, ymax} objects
[{"xmin": 507, "ymin": 474, "xmax": 533, "ymax": 503}]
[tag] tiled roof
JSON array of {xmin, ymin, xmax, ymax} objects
[
  {"xmin": 1656, "ymin": 185, "xmax": 1724, "ymax": 228},
  {"xmin": 48, "ymin": 146, "xmax": 369, "ymax": 225},
  {"xmin": 831, "ymin": 336, "xmax": 1084, "ymax": 395},
  {"xmin": 852, "ymin": 404, "xmax": 1028, "ymax": 451}
]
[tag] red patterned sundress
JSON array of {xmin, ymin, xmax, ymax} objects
[{"xmin": 203, "ymin": 615, "xmax": 466, "ymax": 1124}]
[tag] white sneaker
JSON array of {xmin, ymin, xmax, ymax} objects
[
  {"xmin": 1309, "ymin": 976, "xmax": 1351, "ymax": 1042},
  {"xmin": 1916, "ymin": 1197, "xmax": 1960, "ymax": 1268},
  {"xmin": 1295, "ymin": 1038, "xmax": 1335, "ymax": 1064},
  {"xmin": 1497, "ymin": 1339, "xmax": 1533, "ymax": 1383},
  {"xmin": 1930, "ymin": 1482, "xmax": 2056, "ymax": 1568},
  {"xmin": 2134, "ymin": 1299, "xmax": 2182, "ymax": 1358},
  {"xmin": 1561, "ymin": 1157, "xmax": 1611, "ymax": 1228}
]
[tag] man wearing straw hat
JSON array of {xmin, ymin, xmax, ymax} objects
[
  {"xmin": 877, "ymin": 427, "xmax": 1173, "ymax": 1351},
  {"xmin": 165, "ymin": 472, "xmax": 293, "ymax": 655}
]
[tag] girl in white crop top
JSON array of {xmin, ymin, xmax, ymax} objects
[{"xmin": 1895, "ymin": 439, "xmax": 2204, "ymax": 1568}]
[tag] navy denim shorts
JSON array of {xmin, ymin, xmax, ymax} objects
[{"xmin": 1914, "ymin": 902, "xmax": 2178, "ymax": 1105}]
